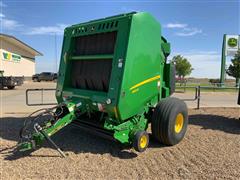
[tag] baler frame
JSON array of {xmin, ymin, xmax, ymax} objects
[{"xmin": 18, "ymin": 12, "xmax": 188, "ymax": 156}]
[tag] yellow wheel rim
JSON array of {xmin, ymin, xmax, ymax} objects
[
  {"xmin": 175, "ymin": 113, "xmax": 184, "ymax": 133},
  {"xmin": 139, "ymin": 135, "xmax": 148, "ymax": 149}
]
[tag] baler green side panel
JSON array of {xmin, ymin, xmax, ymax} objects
[
  {"xmin": 118, "ymin": 12, "xmax": 164, "ymax": 120},
  {"xmin": 56, "ymin": 29, "xmax": 71, "ymax": 103}
]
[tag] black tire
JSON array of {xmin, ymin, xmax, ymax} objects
[
  {"xmin": 7, "ymin": 86, "xmax": 15, "ymax": 89},
  {"xmin": 151, "ymin": 97, "xmax": 188, "ymax": 146},
  {"xmin": 133, "ymin": 131, "xmax": 149, "ymax": 152}
]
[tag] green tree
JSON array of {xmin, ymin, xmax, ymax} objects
[
  {"xmin": 171, "ymin": 55, "xmax": 193, "ymax": 78},
  {"xmin": 226, "ymin": 50, "xmax": 240, "ymax": 86}
]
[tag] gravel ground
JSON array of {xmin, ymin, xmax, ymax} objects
[{"xmin": 0, "ymin": 107, "xmax": 239, "ymax": 179}]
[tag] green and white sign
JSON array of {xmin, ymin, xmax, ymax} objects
[
  {"xmin": 1, "ymin": 50, "xmax": 21, "ymax": 63},
  {"xmin": 225, "ymin": 35, "xmax": 240, "ymax": 56}
]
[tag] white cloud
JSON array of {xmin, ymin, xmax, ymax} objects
[
  {"xmin": 0, "ymin": 18, "xmax": 22, "ymax": 30},
  {"xmin": 0, "ymin": 4, "xmax": 23, "ymax": 31},
  {"xmin": 169, "ymin": 51, "xmax": 221, "ymax": 78},
  {"xmin": 26, "ymin": 24, "xmax": 68, "ymax": 35},
  {"xmin": 165, "ymin": 22, "xmax": 202, "ymax": 37},
  {"xmin": 0, "ymin": 13, "xmax": 5, "ymax": 18},
  {"xmin": 0, "ymin": 12, "xmax": 67, "ymax": 35},
  {"xmin": 175, "ymin": 28, "xmax": 202, "ymax": 37},
  {"xmin": 0, "ymin": 12, "xmax": 22, "ymax": 30},
  {"xmin": 165, "ymin": 23, "xmax": 188, "ymax": 29}
]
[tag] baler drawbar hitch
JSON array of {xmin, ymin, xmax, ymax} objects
[{"xmin": 18, "ymin": 103, "xmax": 76, "ymax": 157}]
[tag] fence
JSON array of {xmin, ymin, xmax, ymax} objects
[
  {"xmin": 26, "ymin": 88, "xmax": 57, "ymax": 106},
  {"xmin": 25, "ymin": 86, "xmax": 239, "ymax": 109},
  {"xmin": 175, "ymin": 86, "xmax": 239, "ymax": 109}
]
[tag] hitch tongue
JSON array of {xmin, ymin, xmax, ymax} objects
[
  {"xmin": 35, "ymin": 124, "xmax": 66, "ymax": 158},
  {"xmin": 18, "ymin": 104, "xmax": 76, "ymax": 157}
]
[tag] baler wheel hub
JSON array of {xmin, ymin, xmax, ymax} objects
[
  {"xmin": 175, "ymin": 113, "xmax": 184, "ymax": 133},
  {"xmin": 140, "ymin": 135, "xmax": 148, "ymax": 149}
]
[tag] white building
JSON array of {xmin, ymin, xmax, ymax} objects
[{"xmin": 0, "ymin": 34, "xmax": 42, "ymax": 77}]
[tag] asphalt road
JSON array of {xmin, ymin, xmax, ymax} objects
[
  {"xmin": 0, "ymin": 82, "xmax": 239, "ymax": 117},
  {"xmin": 173, "ymin": 91, "xmax": 239, "ymax": 109},
  {"xmin": 0, "ymin": 82, "xmax": 56, "ymax": 117}
]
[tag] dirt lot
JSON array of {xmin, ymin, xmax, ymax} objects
[{"xmin": 0, "ymin": 107, "xmax": 239, "ymax": 179}]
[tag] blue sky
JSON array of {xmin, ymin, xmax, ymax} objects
[{"xmin": 0, "ymin": 0, "xmax": 239, "ymax": 78}]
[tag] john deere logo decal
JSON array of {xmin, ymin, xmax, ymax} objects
[
  {"xmin": 3, "ymin": 52, "xmax": 11, "ymax": 60},
  {"xmin": 2, "ymin": 52, "xmax": 21, "ymax": 62},
  {"xmin": 228, "ymin": 38, "xmax": 238, "ymax": 47}
]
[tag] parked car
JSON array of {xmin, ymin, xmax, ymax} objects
[
  {"xmin": 32, "ymin": 72, "xmax": 57, "ymax": 82},
  {"xmin": 0, "ymin": 71, "xmax": 24, "ymax": 89}
]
